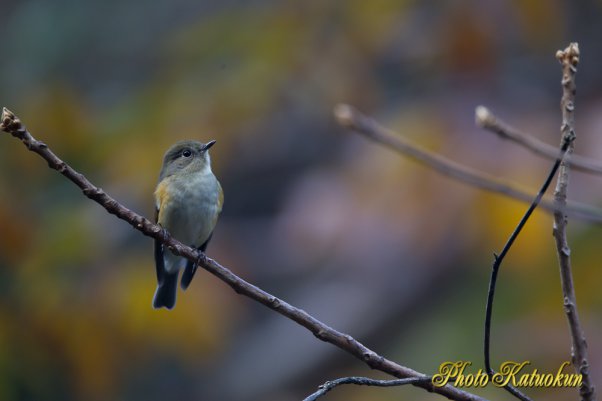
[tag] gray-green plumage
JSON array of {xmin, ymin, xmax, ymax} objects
[{"xmin": 153, "ymin": 140, "xmax": 223, "ymax": 310}]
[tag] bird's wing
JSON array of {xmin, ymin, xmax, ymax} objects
[{"xmin": 217, "ymin": 180, "xmax": 224, "ymax": 213}]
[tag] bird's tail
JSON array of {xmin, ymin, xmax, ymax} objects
[{"xmin": 153, "ymin": 270, "xmax": 179, "ymax": 310}]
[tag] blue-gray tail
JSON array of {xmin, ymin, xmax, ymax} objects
[{"xmin": 153, "ymin": 270, "xmax": 178, "ymax": 310}]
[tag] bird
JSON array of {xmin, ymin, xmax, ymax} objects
[{"xmin": 152, "ymin": 140, "xmax": 223, "ymax": 310}]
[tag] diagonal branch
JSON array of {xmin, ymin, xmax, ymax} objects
[
  {"xmin": 0, "ymin": 107, "xmax": 487, "ymax": 401},
  {"xmin": 552, "ymin": 43, "xmax": 595, "ymax": 401},
  {"xmin": 476, "ymin": 105, "xmax": 602, "ymax": 175},
  {"xmin": 334, "ymin": 104, "xmax": 602, "ymax": 224}
]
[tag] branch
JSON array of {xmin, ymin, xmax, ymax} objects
[
  {"xmin": 476, "ymin": 105, "xmax": 602, "ymax": 175},
  {"xmin": 483, "ymin": 135, "xmax": 572, "ymax": 401},
  {"xmin": 303, "ymin": 376, "xmax": 430, "ymax": 401},
  {"xmin": 0, "ymin": 107, "xmax": 487, "ymax": 401},
  {"xmin": 552, "ymin": 43, "xmax": 595, "ymax": 401},
  {"xmin": 334, "ymin": 104, "xmax": 602, "ymax": 223}
]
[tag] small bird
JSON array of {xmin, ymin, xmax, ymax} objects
[{"xmin": 153, "ymin": 140, "xmax": 223, "ymax": 310}]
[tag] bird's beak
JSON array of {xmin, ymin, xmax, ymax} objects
[{"xmin": 203, "ymin": 140, "xmax": 216, "ymax": 151}]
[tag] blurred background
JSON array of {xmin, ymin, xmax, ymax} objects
[{"xmin": 1, "ymin": 1, "xmax": 602, "ymax": 400}]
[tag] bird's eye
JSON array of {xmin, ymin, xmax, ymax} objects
[{"xmin": 182, "ymin": 149, "xmax": 192, "ymax": 158}]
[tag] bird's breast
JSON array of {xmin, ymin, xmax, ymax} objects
[{"xmin": 156, "ymin": 171, "xmax": 221, "ymax": 247}]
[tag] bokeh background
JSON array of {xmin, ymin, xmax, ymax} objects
[{"xmin": 1, "ymin": 1, "xmax": 602, "ymax": 400}]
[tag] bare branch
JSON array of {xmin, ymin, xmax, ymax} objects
[
  {"xmin": 0, "ymin": 107, "xmax": 487, "ymax": 401},
  {"xmin": 483, "ymin": 134, "xmax": 572, "ymax": 401},
  {"xmin": 303, "ymin": 376, "xmax": 430, "ymax": 401},
  {"xmin": 552, "ymin": 43, "xmax": 595, "ymax": 401},
  {"xmin": 476, "ymin": 105, "xmax": 602, "ymax": 175},
  {"xmin": 334, "ymin": 104, "xmax": 602, "ymax": 223}
]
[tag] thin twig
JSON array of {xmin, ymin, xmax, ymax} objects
[
  {"xmin": 476, "ymin": 105, "xmax": 602, "ymax": 175},
  {"xmin": 303, "ymin": 376, "xmax": 431, "ymax": 401},
  {"xmin": 0, "ymin": 107, "xmax": 487, "ymax": 401},
  {"xmin": 484, "ymin": 135, "xmax": 572, "ymax": 401},
  {"xmin": 552, "ymin": 43, "xmax": 595, "ymax": 401},
  {"xmin": 334, "ymin": 104, "xmax": 602, "ymax": 223}
]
